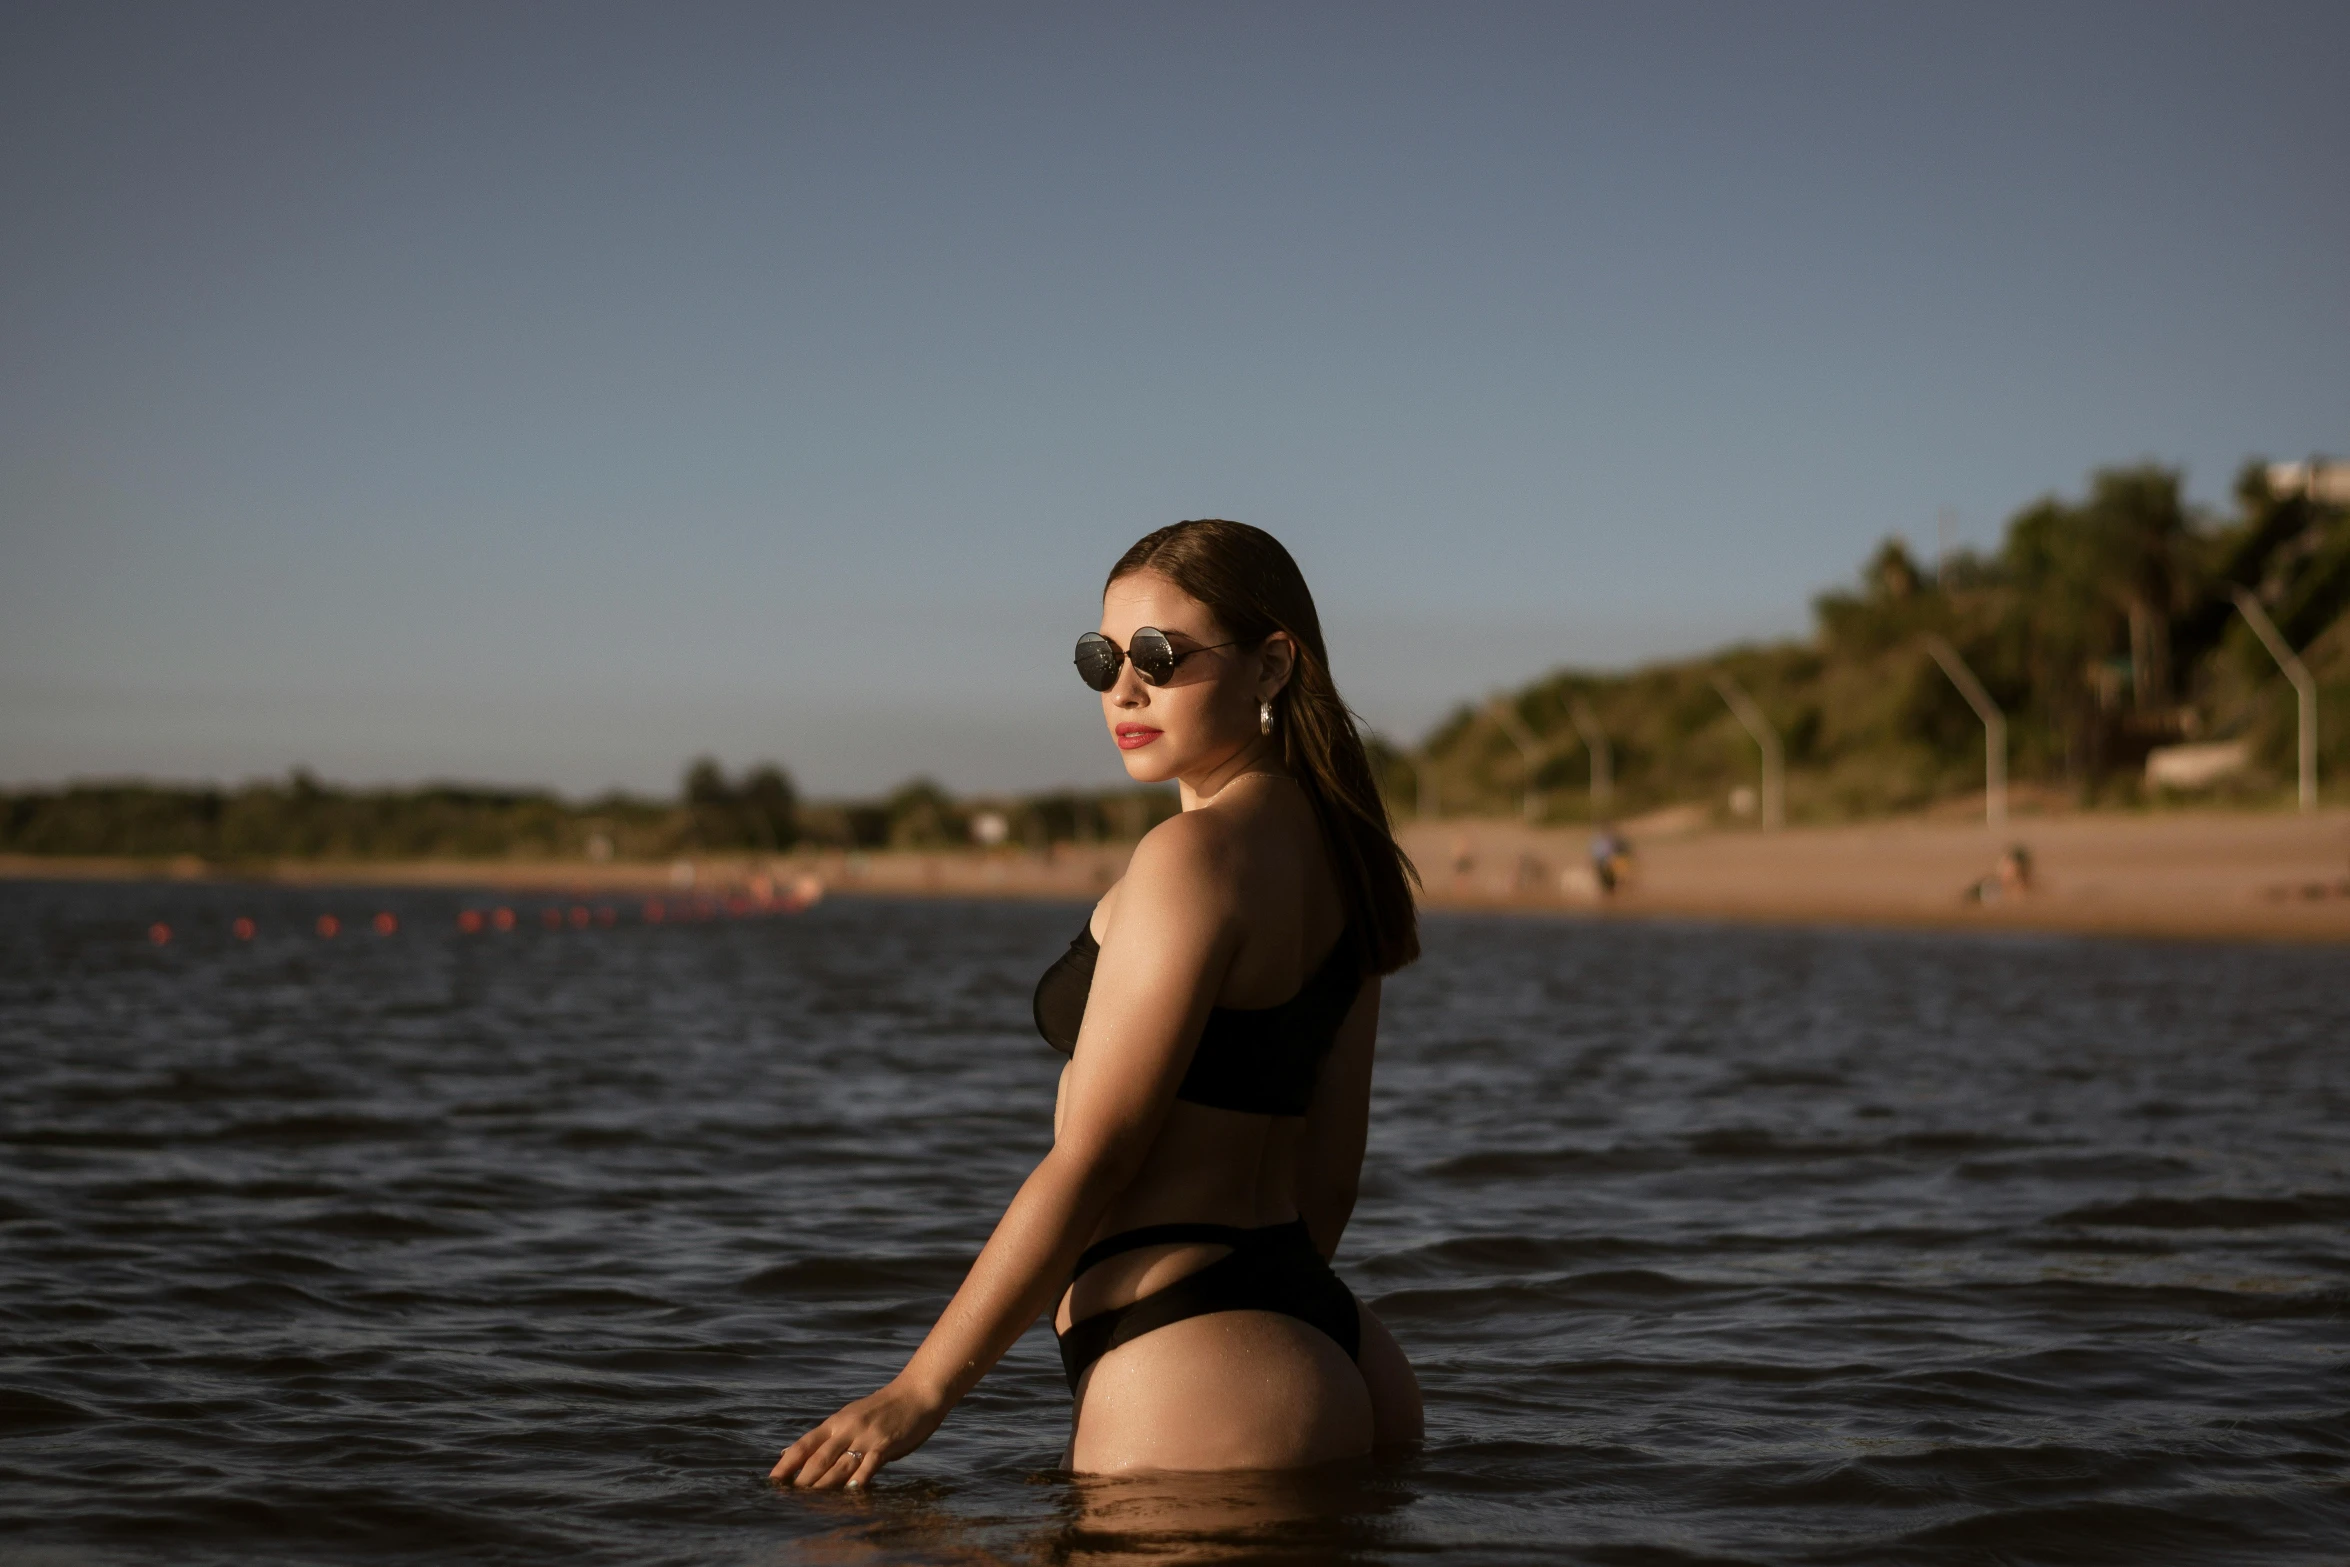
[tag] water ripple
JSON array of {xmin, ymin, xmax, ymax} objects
[{"xmin": 2, "ymin": 881, "xmax": 2345, "ymax": 1563}]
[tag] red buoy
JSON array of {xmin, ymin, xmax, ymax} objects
[
  {"xmin": 372, "ymin": 911, "xmax": 398, "ymax": 936},
  {"xmin": 492, "ymin": 907, "xmax": 516, "ymax": 931},
  {"xmin": 642, "ymin": 900, "xmax": 665, "ymax": 923},
  {"xmin": 148, "ymin": 922, "xmax": 172, "ymax": 946},
  {"xmin": 541, "ymin": 908, "xmax": 563, "ymax": 930},
  {"xmin": 316, "ymin": 915, "xmax": 340, "ymax": 938},
  {"xmin": 569, "ymin": 906, "xmax": 591, "ymax": 928},
  {"xmin": 457, "ymin": 909, "xmax": 485, "ymax": 934},
  {"xmin": 232, "ymin": 917, "xmax": 257, "ymax": 941}
]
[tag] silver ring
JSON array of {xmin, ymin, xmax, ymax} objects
[{"xmin": 843, "ymin": 1450, "xmax": 863, "ymax": 1461}]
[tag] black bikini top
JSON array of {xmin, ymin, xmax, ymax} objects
[{"xmin": 1032, "ymin": 921, "xmax": 1363, "ymax": 1117}]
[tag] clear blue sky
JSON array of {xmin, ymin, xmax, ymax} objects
[{"xmin": 4, "ymin": 1, "xmax": 2343, "ymax": 798}]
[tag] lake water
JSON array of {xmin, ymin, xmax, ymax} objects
[{"xmin": 2, "ymin": 880, "xmax": 2345, "ymax": 1565}]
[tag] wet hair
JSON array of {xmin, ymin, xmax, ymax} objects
[{"xmin": 1109, "ymin": 519, "xmax": 1420, "ymax": 975}]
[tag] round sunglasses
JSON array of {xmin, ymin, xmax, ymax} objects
[{"xmin": 1074, "ymin": 628, "xmax": 1242, "ymax": 691}]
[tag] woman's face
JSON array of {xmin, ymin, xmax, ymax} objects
[{"xmin": 1095, "ymin": 569, "xmax": 1290, "ymax": 786}]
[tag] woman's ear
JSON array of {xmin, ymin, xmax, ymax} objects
[{"xmin": 1257, "ymin": 632, "xmax": 1298, "ymax": 700}]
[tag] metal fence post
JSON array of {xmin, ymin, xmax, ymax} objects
[
  {"xmin": 1710, "ymin": 674, "xmax": 1783, "ymax": 830},
  {"xmin": 1922, "ymin": 635, "xmax": 2008, "ymax": 828},
  {"xmin": 1411, "ymin": 750, "xmax": 1443, "ymax": 821},
  {"xmin": 1487, "ymin": 699, "xmax": 1555, "ymax": 823},
  {"xmin": 2230, "ymin": 587, "xmax": 2318, "ymax": 812},
  {"xmin": 1570, "ymin": 700, "xmax": 1612, "ymax": 814}
]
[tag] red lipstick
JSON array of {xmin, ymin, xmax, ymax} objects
[{"xmin": 1114, "ymin": 723, "xmax": 1162, "ymax": 751}]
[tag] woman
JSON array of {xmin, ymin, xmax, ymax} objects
[{"xmin": 771, "ymin": 519, "xmax": 1422, "ymax": 1486}]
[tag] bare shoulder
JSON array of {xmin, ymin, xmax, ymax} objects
[
  {"xmin": 1079, "ymin": 812, "xmax": 1248, "ymax": 1015},
  {"xmin": 1090, "ymin": 812, "xmax": 1233, "ymax": 940},
  {"xmin": 1118, "ymin": 808, "xmax": 1244, "ymax": 913}
]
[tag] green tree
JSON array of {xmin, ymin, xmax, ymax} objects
[
  {"xmin": 2078, "ymin": 466, "xmax": 2199, "ymax": 710},
  {"xmin": 885, "ymin": 778, "xmax": 965, "ymax": 848},
  {"xmin": 682, "ymin": 758, "xmax": 800, "ymax": 850},
  {"xmin": 738, "ymin": 764, "xmax": 799, "ymax": 851}
]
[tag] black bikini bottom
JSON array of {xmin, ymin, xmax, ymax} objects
[{"xmin": 1055, "ymin": 1218, "xmax": 1362, "ymax": 1393}]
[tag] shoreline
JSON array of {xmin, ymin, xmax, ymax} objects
[
  {"xmin": 1396, "ymin": 810, "xmax": 2350, "ymax": 945},
  {"xmin": 7, "ymin": 807, "xmax": 2349, "ymax": 945}
]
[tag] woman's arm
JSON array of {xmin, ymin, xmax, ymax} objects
[
  {"xmin": 769, "ymin": 818, "xmax": 1240, "ymax": 1490},
  {"xmin": 1294, "ymin": 976, "xmax": 1380, "ymax": 1260}
]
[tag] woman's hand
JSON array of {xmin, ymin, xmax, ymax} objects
[{"xmin": 769, "ymin": 1376, "xmax": 949, "ymax": 1490}]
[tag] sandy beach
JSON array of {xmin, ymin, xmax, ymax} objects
[
  {"xmin": 8, "ymin": 807, "xmax": 2349, "ymax": 944},
  {"xmin": 1394, "ymin": 808, "xmax": 2350, "ymax": 944}
]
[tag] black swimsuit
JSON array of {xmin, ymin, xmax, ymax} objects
[{"xmin": 1033, "ymin": 923, "xmax": 1367, "ymax": 1392}]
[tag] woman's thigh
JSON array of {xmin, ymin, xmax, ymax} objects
[{"xmin": 1070, "ymin": 1310, "xmax": 1373, "ymax": 1474}]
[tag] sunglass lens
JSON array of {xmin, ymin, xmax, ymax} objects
[
  {"xmin": 1074, "ymin": 633, "xmax": 1122, "ymax": 692},
  {"xmin": 1128, "ymin": 627, "xmax": 1177, "ymax": 685}
]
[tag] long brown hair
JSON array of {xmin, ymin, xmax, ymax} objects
[{"xmin": 1109, "ymin": 519, "xmax": 1420, "ymax": 975}]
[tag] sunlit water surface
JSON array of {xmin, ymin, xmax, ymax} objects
[{"xmin": 2, "ymin": 882, "xmax": 2345, "ymax": 1565}]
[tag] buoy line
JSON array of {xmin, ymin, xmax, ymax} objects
[{"xmin": 139, "ymin": 876, "xmax": 824, "ymax": 946}]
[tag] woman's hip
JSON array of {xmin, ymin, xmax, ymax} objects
[
  {"xmin": 1068, "ymin": 1308, "xmax": 1374, "ymax": 1474},
  {"xmin": 1056, "ymin": 1218, "xmax": 1361, "ymax": 1390}
]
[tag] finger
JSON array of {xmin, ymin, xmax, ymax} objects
[
  {"xmin": 792, "ymin": 1435, "xmax": 855, "ymax": 1489},
  {"xmin": 844, "ymin": 1445, "xmax": 886, "ymax": 1491},
  {"xmin": 810, "ymin": 1436, "xmax": 883, "ymax": 1491},
  {"xmin": 816, "ymin": 1441, "xmax": 872, "ymax": 1490},
  {"xmin": 769, "ymin": 1428, "xmax": 827, "ymax": 1483}
]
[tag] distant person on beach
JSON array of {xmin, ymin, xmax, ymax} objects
[
  {"xmin": 1588, "ymin": 823, "xmax": 1632, "ymax": 895},
  {"xmin": 772, "ymin": 520, "xmax": 1423, "ymax": 1485},
  {"xmin": 1964, "ymin": 843, "xmax": 2034, "ymax": 904}
]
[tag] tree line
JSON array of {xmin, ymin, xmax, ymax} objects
[
  {"xmin": 1403, "ymin": 459, "xmax": 2348, "ymax": 823},
  {"xmin": 0, "ymin": 760, "xmax": 1177, "ymax": 863}
]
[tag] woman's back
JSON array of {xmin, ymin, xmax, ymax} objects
[{"xmin": 1043, "ymin": 775, "xmax": 1346, "ymax": 1233}]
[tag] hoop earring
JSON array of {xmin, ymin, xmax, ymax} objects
[{"xmin": 1259, "ymin": 699, "xmax": 1274, "ymax": 735}]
